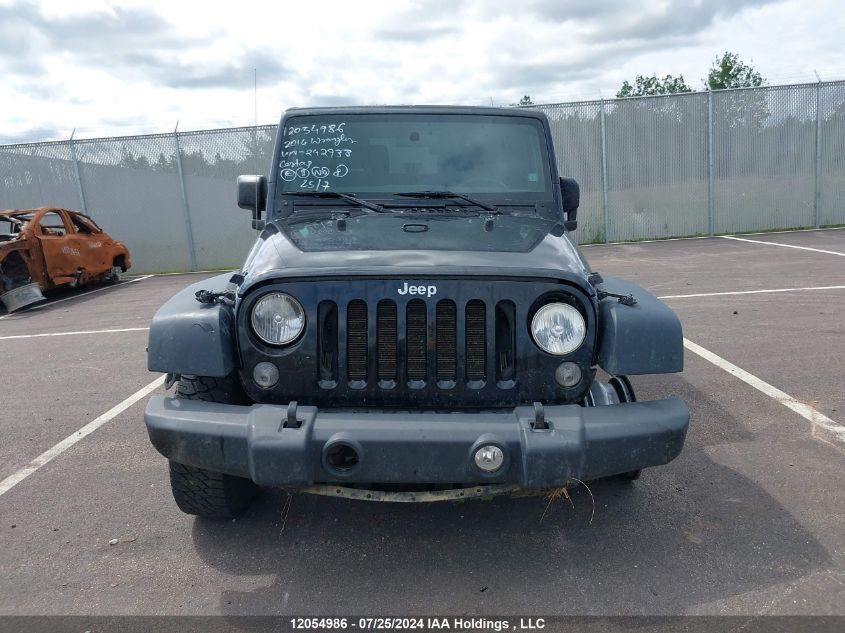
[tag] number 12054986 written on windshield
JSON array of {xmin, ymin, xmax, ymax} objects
[{"xmin": 280, "ymin": 121, "xmax": 356, "ymax": 191}]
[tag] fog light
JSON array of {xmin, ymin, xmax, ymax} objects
[
  {"xmin": 474, "ymin": 445, "xmax": 504, "ymax": 473},
  {"xmin": 555, "ymin": 361, "xmax": 581, "ymax": 387},
  {"xmin": 253, "ymin": 362, "xmax": 279, "ymax": 388}
]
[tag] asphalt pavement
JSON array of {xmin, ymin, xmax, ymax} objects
[{"xmin": 0, "ymin": 230, "xmax": 843, "ymax": 617}]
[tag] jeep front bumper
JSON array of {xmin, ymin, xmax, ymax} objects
[{"xmin": 144, "ymin": 397, "xmax": 689, "ymax": 488}]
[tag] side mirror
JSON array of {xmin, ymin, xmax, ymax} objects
[
  {"xmin": 237, "ymin": 175, "xmax": 268, "ymax": 230},
  {"xmin": 559, "ymin": 177, "xmax": 580, "ymax": 232}
]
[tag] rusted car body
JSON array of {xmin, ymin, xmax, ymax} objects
[{"xmin": 0, "ymin": 207, "xmax": 130, "ymax": 310}]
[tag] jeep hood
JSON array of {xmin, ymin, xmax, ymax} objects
[{"xmin": 236, "ymin": 221, "xmax": 593, "ymax": 295}]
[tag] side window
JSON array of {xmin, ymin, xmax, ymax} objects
[
  {"xmin": 70, "ymin": 215, "xmax": 97, "ymax": 234},
  {"xmin": 0, "ymin": 218, "xmax": 19, "ymax": 236},
  {"xmin": 38, "ymin": 212, "xmax": 67, "ymax": 236}
]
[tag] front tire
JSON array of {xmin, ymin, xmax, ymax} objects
[
  {"xmin": 176, "ymin": 374, "xmax": 245, "ymax": 404},
  {"xmin": 168, "ymin": 375, "xmax": 258, "ymax": 519},
  {"xmin": 169, "ymin": 461, "xmax": 258, "ymax": 519}
]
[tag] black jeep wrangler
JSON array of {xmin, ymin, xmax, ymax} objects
[{"xmin": 144, "ymin": 106, "xmax": 689, "ymax": 518}]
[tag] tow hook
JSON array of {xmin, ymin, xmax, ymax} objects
[
  {"xmin": 283, "ymin": 401, "xmax": 303, "ymax": 429},
  {"xmin": 531, "ymin": 402, "xmax": 549, "ymax": 430}
]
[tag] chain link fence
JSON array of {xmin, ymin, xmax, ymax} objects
[{"xmin": 2, "ymin": 81, "xmax": 844, "ymax": 274}]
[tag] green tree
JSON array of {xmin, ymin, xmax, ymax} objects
[
  {"xmin": 705, "ymin": 52, "xmax": 769, "ymax": 128},
  {"xmin": 705, "ymin": 52, "xmax": 765, "ymax": 90},
  {"xmin": 515, "ymin": 95, "xmax": 534, "ymax": 106},
  {"xmin": 616, "ymin": 74, "xmax": 692, "ymax": 98}
]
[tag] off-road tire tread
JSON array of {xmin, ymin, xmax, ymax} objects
[
  {"xmin": 169, "ymin": 375, "xmax": 257, "ymax": 518},
  {"xmin": 176, "ymin": 375, "xmax": 240, "ymax": 403},
  {"xmin": 169, "ymin": 462, "xmax": 257, "ymax": 519}
]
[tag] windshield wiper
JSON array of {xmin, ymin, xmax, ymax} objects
[
  {"xmin": 393, "ymin": 191, "xmax": 500, "ymax": 213},
  {"xmin": 287, "ymin": 191, "xmax": 386, "ymax": 213}
]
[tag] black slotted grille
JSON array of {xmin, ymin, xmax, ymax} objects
[
  {"xmin": 377, "ymin": 300, "xmax": 398, "ymax": 382},
  {"xmin": 495, "ymin": 300, "xmax": 516, "ymax": 382},
  {"xmin": 244, "ymin": 279, "xmax": 592, "ymax": 408},
  {"xmin": 346, "ymin": 300, "xmax": 368, "ymax": 382},
  {"xmin": 330, "ymin": 296, "xmax": 497, "ymax": 389},
  {"xmin": 406, "ymin": 299, "xmax": 427, "ymax": 381},
  {"xmin": 317, "ymin": 301, "xmax": 338, "ymax": 383},
  {"xmin": 465, "ymin": 299, "xmax": 487, "ymax": 382},
  {"xmin": 436, "ymin": 300, "xmax": 457, "ymax": 382}
]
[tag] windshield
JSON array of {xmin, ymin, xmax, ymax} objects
[
  {"xmin": 284, "ymin": 214, "xmax": 554, "ymax": 253},
  {"xmin": 276, "ymin": 113, "xmax": 552, "ymax": 200}
]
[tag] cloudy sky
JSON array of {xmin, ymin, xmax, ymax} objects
[{"xmin": 1, "ymin": 0, "xmax": 844, "ymax": 143}]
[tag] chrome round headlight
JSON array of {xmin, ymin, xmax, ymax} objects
[
  {"xmin": 251, "ymin": 292, "xmax": 305, "ymax": 345},
  {"xmin": 531, "ymin": 302, "xmax": 586, "ymax": 355}
]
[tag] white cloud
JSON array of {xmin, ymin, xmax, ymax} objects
[{"xmin": 0, "ymin": 0, "xmax": 843, "ymax": 142}]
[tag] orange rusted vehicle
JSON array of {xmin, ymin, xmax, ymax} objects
[{"xmin": 0, "ymin": 207, "xmax": 131, "ymax": 311}]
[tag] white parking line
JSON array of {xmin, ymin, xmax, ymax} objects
[
  {"xmin": 0, "ymin": 375, "xmax": 165, "ymax": 498},
  {"xmin": 684, "ymin": 338, "xmax": 845, "ymax": 449},
  {"xmin": 0, "ymin": 274, "xmax": 155, "ymax": 321},
  {"xmin": 659, "ymin": 285, "xmax": 845, "ymax": 299},
  {"xmin": 721, "ymin": 235, "xmax": 845, "ymax": 257},
  {"xmin": 0, "ymin": 327, "xmax": 149, "ymax": 341},
  {"xmin": 725, "ymin": 226, "xmax": 845, "ymax": 237}
]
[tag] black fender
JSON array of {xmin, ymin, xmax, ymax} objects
[
  {"xmin": 596, "ymin": 276, "xmax": 683, "ymax": 375},
  {"xmin": 147, "ymin": 273, "xmax": 238, "ymax": 377}
]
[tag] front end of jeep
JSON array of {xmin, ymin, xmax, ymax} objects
[{"xmin": 143, "ymin": 106, "xmax": 689, "ymax": 517}]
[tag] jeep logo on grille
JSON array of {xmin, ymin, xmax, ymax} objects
[{"xmin": 398, "ymin": 282, "xmax": 437, "ymax": 298}]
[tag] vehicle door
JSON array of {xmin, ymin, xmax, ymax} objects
[
  {"xmin": 34, "ymin": 210, "xmax": 84, "ymax": 284},
  {"xmin": 68, "ymin": 212, "xmax": 110, "ymax": 275}
]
